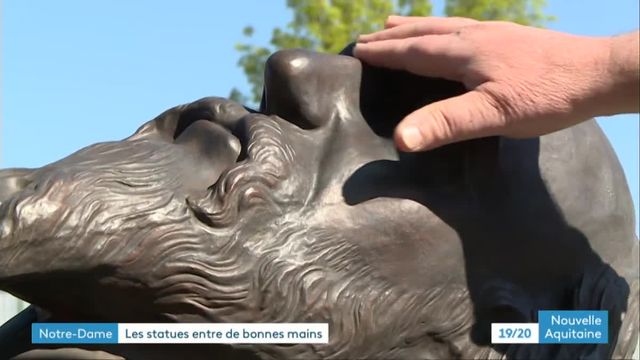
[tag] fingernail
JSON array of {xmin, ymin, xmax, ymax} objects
[
  {"xmin": 353, "ymin": 43, "xmax": 359, "ymax": 55},
  {"xmin": 400, "ymin": 126, "xmax": 424, "ymax": 151},
  {"xmin": 353, "ymin": 43, "xmax": 367, "ymax": 56}
]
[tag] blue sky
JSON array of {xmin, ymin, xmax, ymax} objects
[{"xmin": 2, "ymin": 0, "xmax": 638, "ymax": 233}]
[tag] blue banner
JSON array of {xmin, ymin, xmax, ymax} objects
[
  {"xmin": 31, "ymin": 322, "xmax": 329, "ymax": 344},
  {"xmin": 32, "ymin": 323, "xmax": 118, "ymax": 344},
  {"xmin": 538, "ymin": 310, "xmax": 608, "ymax": 344}
]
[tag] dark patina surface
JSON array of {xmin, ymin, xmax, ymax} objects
[{"xmin": 0, "ymin": 47, "xmax": 637, "ymax": 359}]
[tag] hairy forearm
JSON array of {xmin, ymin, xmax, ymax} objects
[
  {"xmin": 611, "ymin": 31, "xmax": 640, "ymax": 112},
  {"xmin": 597, "ymin": 31, "xmax": 640, "ymax": 116}
]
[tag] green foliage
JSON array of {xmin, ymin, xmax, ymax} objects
[
  {"xmin": 232, "ymin": 0, "xmax": 552, "ymax": 105},
  {"xmin": 445, "ymin": 0, "xmax": 554, "ymax": 26},
  {"xmin": 233, "ymin": 0, "xmax": 432, "ymax": 104}
]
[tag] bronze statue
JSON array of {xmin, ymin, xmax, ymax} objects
[{"xmin": 0, "ymin": 48, "xmax": 637, "ymax": 359}]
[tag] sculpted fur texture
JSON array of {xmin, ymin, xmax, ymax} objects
[{"xmin": 0, "ymin": 49, "xmax": 637, "ymax": 360}]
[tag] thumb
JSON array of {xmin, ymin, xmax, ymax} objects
[{"xmin": 394, "ymin": 90, "xmax": 504, "ymax": 151}]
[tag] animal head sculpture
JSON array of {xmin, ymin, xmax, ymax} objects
[{"xmin": 0, "ymin": 48, "xmax": 637, "ymax": 359}]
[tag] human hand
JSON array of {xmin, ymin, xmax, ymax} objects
[{"xmin": 355, "ymin": 16, "xmax": 638, "ymax": 151}]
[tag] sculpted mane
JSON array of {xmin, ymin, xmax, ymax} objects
[
  {"xmin": 73, "ymin": 116, "xmax": 480, "ymax": 358},
  {"xmin": 1, "ymin": 139, "xmax": 184, "ymax": 274},
  {"xmin": 131, "ymin": 116, "xmax": 484, "ymax": 358},
  {"xmin": 6, "ymin": 113, "xmax": 634, "ymax": 359}
]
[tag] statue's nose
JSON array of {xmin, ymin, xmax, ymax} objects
[
  {"xmin": 262, "ymin": 49, "xmax": 362, "ymax": 129},
  {"xmin": 0, "ymin": 169, "xmax": 33, "ymax": 203}
]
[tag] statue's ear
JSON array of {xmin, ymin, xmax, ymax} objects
[{"xmin": 129, "ymin": 97, "xmax": 249, "ymax": 142}]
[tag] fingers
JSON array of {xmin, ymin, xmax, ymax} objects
[
  {"xmin": 354, "ymin": 35, "xmax": 467, "ymax": 81},
  {"xmin": 394, "ymin": 90, "xmax": 504, "ymax": 151},
  {"xmin": 386, "ymin": 16, "xmax": 475, "ymax": 28},
  {"xmin": 384, "ymin": 15, "xmax": 428, "ymax": 28},
  {"xmin": 360, "ymin": 16, "xmax": 477, "ymax": 42}
]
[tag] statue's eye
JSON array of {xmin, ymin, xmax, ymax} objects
[
  {"xmin": 175, "ymin": 120, "xmax": 240, "ymax": 155},
  {"xmin": 173, "ymin": 120, "xmax": 241, "ymax": 191}
]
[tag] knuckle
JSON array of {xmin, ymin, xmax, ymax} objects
[
  {"xmin": 479, "ymin": 84, "xmax": 519, "ymax": 130},
  {"xmin": 404, "ymin": 38, "xmax": 437, "ymax": 70},
  {"xmin": 411, "ymin": 37, "xmax": 437, "ymax": 56},
  {"xmin": 431, "ymin": 108, "xmax": 456, "ymax": 142},
  {"xmin": 404, "ymin": 38, "xmax": 425, "ymax": 57}
]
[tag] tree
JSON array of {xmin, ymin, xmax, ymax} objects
[
  {"xmin": 445, "ymin": 0, "xmax": 552, "ymax": 25},
  {"xmin": 232, "ymin": 0, "xmax": 553, "ymax": 105}
]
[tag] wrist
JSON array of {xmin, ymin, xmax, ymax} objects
[
  {"xmin": 607, "ymin": 31, "xmax": 640, "ymax": 113},
  {"xmin": 589, "ymin": 31, "xmax": 640, "ymax": 116}
]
